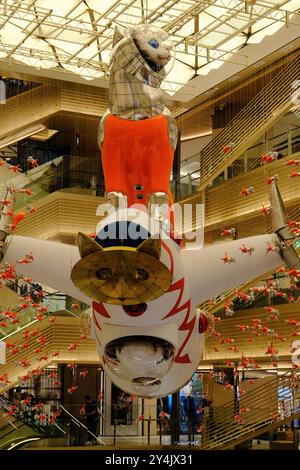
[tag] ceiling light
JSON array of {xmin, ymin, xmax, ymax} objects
[
  {"xmin": 181, "ymin": 132, "xmax": 213, "ymax": 141},
  {"xmin": 227, "ymin": 75, "xmax": 241, "ymax": 82},
  {"xmin": 0, "ymin": 123, "xmax": 46, "ymax": 149},
  {"xmin": 29, "ymin": 128, "xmax": 59, "ymax": 141},
  {"xmin": 252, "ymin": 60, "xmax": 266, "ymax": 69}
]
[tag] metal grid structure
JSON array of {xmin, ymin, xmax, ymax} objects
[{"xmin": 0, "ymin": 0, "xmax": 299, "ymax": 95}]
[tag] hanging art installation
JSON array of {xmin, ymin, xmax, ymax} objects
[{"xmin": 1, "ymin": 25, "xmax": 300, "ymax": 398}]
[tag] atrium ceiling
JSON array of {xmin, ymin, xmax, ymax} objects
[{"xmin": 0, "ymin": 0, "xmax": 300, "ymax": 100}]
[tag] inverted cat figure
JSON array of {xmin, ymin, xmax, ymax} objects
[{"xmin": 99, "ymin": 25, "xmax": 178, "ymax": 216}]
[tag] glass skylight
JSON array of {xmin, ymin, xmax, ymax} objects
[{"xmin": 0, "ymin": 1, "xmax": 298, "ymax": 96}]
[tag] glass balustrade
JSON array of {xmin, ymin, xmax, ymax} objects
[
  {"xmin": 0, "ymin": 154, "xmax": 104, "ymax": 214},
  {"xmin": 212, "ymin": 274, "xmax": 300, "ymax": 318},
  {"xmin": 0, "ymin": 281, "xmax": 89, "ymax": 341},
  {"xmin": 174, "ymin": 119, "xmax": 300, "ymax": 198},
  {"xmin": 0, "ymin": 398, "xmax": 204, "ymax": 448}
]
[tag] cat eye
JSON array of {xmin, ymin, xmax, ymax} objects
[
  {"xmin": 96, "ymin": 268, "xmax": 112, "ymax": 280},
  {"xmin": 148, "ymin": 38, "xmax": 159, "ymax": 49},
  {"xmin": 135, "ymin": 268, "xmax": 149, "ymax": 281}
]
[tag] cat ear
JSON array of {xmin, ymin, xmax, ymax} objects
[
  {"xmin": 78, "ymin": 232, "xmax": 103, "ymax": 258},
  {"xmin": 137, "ymin": 236, "xmax": 161, "ymax": 259},
  {"xmin": 112, "ymin": 26, "xmax": 124, "ymax": 47}
]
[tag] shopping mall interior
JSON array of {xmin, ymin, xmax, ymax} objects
[{"xmin": 0, "ymin": 0, "xmax": 300, "ymax": 454}]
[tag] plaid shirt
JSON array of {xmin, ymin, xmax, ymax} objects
[{"xmin": 101, "ymin": 32, "xmax": 178, "ymax": 149}]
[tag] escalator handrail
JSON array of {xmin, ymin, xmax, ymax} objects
[
  {"xmin": 60, "ymin": 405, "xmax": 105, "ymax": 446},
  {"xmin": 0, "ymin": 434, "xmax": 45, "ymax": 450},
  {"xmin": 0, "ymin": 395, "xmax": 69, "ymax": 439}
]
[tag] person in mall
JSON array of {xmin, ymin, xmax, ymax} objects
[
  {"xmin": 13, "ymin": 387, "xmax": 22, "ymax": 407},
  {"xmin": 84, "ymin": 395, "xmax": 99, "ymax": 445}
]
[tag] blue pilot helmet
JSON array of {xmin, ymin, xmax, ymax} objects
[{"xmin": 95, "ymin": 221, "xmax": 150, "ymax": 249}]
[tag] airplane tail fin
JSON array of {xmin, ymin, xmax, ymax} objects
[{"xmin": 270, "ymin": 181, "xmax": 300, "ymax": 269}]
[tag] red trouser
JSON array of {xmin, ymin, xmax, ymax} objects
[{"xmin": 101, "ymin": 113, "xmax": 174, "ymax": 209}]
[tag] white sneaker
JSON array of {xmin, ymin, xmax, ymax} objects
[{"xmin": 84, "ymin": 441, "xmax": 92, "ymax": 446}]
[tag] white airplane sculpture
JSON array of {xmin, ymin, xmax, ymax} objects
[{"xmin": 0, "ymin": 179, "xmax": 299, "ymax": 398}]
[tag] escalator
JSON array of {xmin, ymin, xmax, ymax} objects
[
  {"xmin": 0, "ymin": 394, "xmax": 68, "ymax": 449},
  {"xmin": 0, "ymin": 396, "xmax": 104, "ymax": 449}
]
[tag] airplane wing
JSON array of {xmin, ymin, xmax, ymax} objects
[
  {"xmin": 2, "ymin": 235, "xmax": 90, "ymax": 304},
  {"xmin": 182, "ymin": 181, "xmax": 300, "ymax": 305},
  {"xmin": 181, "ymin": 233, "xmax": 283, "ymax": 305}
]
